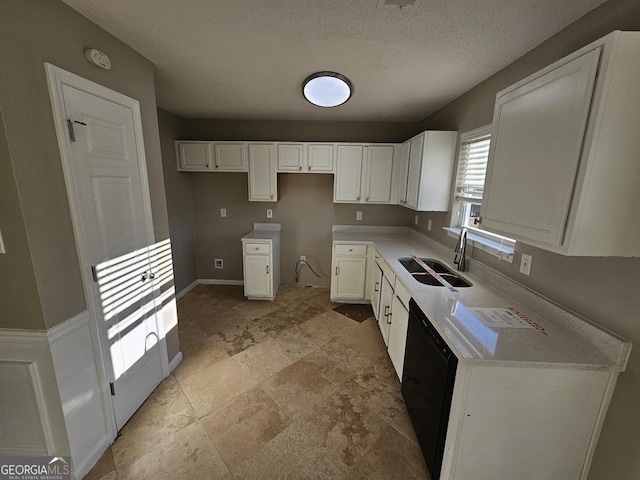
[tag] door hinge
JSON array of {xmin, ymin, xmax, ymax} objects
[
  {"xmin": 90, "ymin": 265, "xmax": 98, "ymax": 282},
  {"xmin": 109, "ymin": 382, "xmax": 116, "ymax": 396}
]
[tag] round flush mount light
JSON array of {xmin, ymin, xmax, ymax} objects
[{"xmin": 302, "ymin": 71, "xmax": 352, "ymax": 108}]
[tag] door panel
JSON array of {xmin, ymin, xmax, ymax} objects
[
  {"xmin": 179, "ymin": 143, "xmax": 209, "ymax": 170},
  {"xmin": 244, "ymin": 255, "xmax": 271, "ymax": 297},
  {"xmin": 248, "ymin": 144, "xmax": 276, "ymax": 201},
  {"xmin": 388, "ymin": 297, "xmax": 409, "ymax": 380},
  {"xmin": 213, "ymin": 143, "xmax": 246, "ymax": 171},
  {"xmin": 334, "ymin": 145, "xmax": 363, "ymax": 202},
  {"xmin": 308, "ymin": 144, "xmax": 334, "ymax": 172},
  {"xmin": 398, "ymin": 141, "xmax": 411, "ymax": 205},
  {"xmin": 371, "ymin": 265, "xmax": 383, "ymax": 320},
  {"xmin": 278, "ymin": 144, "xmax": 303, "ymax": 171},
  {"xmin": 406, "ymin": 134, "xmax": 424, "ymax": 208},
  {"xmin": 366, "ymin": 145, "xmax": 394, "ymax": 203},
  {"xmin": 332, "ymin": 257, "xmax": 366, "ymax": 299},
  {"xmin": 62, "ymin": 84, "xmax": 163, "ymax": 430}
]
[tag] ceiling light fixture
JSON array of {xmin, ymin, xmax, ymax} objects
[{"xmin": 302, "ymin": 71, "xmax": 352, "ymax": 108}]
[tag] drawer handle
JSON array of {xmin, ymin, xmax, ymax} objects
[
  {"xmin": 374, "ymin": 282, "xmax": 379, "ymax": 292},
  {"xmin": 357, "ymin": 196, "xmax": 360, "ymax": 201},
  {"xmin": 335, "ymin": 266, "xmax": 339, "ymax": 276},
  {"xmin": 366, "ymin": 197, "xmax": 369, "ymax": 201},
  {"xmin": 299, "ymin": 166, "xmax": 302, "ymax": 170},
  {"xmin": 386, "ymin": 313, "xmax": 392, "ymax": 325},
  {"xmin": 384, "ymin": 306, "xmax": 390, "ymax": 317},
  {"xmin": 266, "ymin": 265, "xmax": 269, "ymax": 274},
  {"xmin": 255, "ymin": 247, "xmax": 260, "ymax": 250},
  {"xmin": 349, "ymin": 248, "xmax": 353, "ymax": 252}
]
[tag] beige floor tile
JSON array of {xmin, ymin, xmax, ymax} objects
[
  {"xmin": 172, "ymin": 336, "xmax": 229, "ymax": 381},
  {"xmin": 210, "ymin": 314, "xmax": 271, "ymax": 356},
  {"xmin": 249, "ymin": 307, "xmax": 303, "ymax": 338},
  {"xmin": 84, "ymin": 447, "xmax": 115, "ymax": 480},
  {"xmin": 391, "ymin": 405, "xmax": 419, "ymax": 444},
  {"xmin": 275, "ymin": 321, "xmax": 332, "ymax": 361},
  {"xmin": 179, "ymin": 356, "xmax": 261, "ymax": 417},
  {"xmin": 349, "ymin": 425, "xmax": 429, "ymax": 480},
  {"xmin": 307, "ymin": 289, "xmax": 339, "ymax": 310},
  {"xmin": 112, "ymin": 382, "xmax": 196, "ymax": 467},
  {"xmin": 97, "ymin": 472, "xmax": 117, "ymax": 480},
  {"xmin": 295, "ymin": 388, "xmax": 388, "ymax": 470},
  {"xmin": 232, "ymin": 337, "xmax": 297, "ymax": 381},
  {"xmin": 303, "ymin": 339, "xmax": 370, "ymax": 384},
  {"xmin": 281, "ymin": 299, "xmax": 330, "ymax": 323},
  {"xmin": 231, "ymin": 299, "xmax": 282, "ymax": 321},
  {"xmin": 200, "ymin": 386, "xmax": 291, "ymax": 469},
  {"xmin": 274, "ymin": 285, "xmax": 322, "ymax": 306},
  {"xmin": 338, "ymin": 318, "xmax": 387, "ymax": 359},
  {"xmin": 231, "ymin": 422, "xmax": 346, "ymax": 480},
  {"xmin": 302, "ymin": 309, "xmax": 360, "ymax": 339},
  {"xmin": 116, "ymin": 421, "xmax": 229, "ymax": 480},
  {"xmin": 261, "ymin": 358, "xmax": 338, "ymax": 420}
]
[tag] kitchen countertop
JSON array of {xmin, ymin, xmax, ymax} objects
[
  {"xmin": 332, "ymin": 227, "xmax": 631, "ymax": 372},
  {"xmin": 242, "ymin": 223, "xmax": 281, "ymax": 241}
]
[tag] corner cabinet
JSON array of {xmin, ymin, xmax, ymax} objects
[
  {"xmin": 330, "ymin": 243, "xmax": 369, "ymax": 302},
  {"xmin": 398, "ymin": 131, "xmax": 457, "ymax": 211},
  {"xmin": 481, "ymin": 31, "xmax": 640, "ymax": 256},
  {"xmin": 334, "ymin": 144, "xmax": 398, "ymax": 204},
  {"xmin": 241, "ymin": 231, "xmax": 280, "ymax": 300},
  {"xmin": 176, "ymin": 141, "xmax": 211, "ymax": 171}
]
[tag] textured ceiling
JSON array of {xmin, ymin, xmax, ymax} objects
[{"xmin": 62, "ymin": 0, "xmax": 606, "ymax": 121}]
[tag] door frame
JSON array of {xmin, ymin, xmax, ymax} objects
[{"xmin": 44, "ymin": 63, "xmax": 170, "ymax": 440}]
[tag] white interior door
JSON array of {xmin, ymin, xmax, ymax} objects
[{"xmin": 62, "ymin": 84, "xmax": 163, "ymax": 430}]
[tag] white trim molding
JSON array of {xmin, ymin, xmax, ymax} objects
[
  {"xmin": 169, "ymin": 351, "xmax": 183, "ymax": 373},
  {"xmin": 0, "ymin": 328, "xmax": 69, "ymax": 458},
  {"xmin": 176, "ymin": 279, "xmax": 199, "ymax": 299},
  {"xmin": 48, "ymin": 311, "xmax": 110, "ymax": 480},
  {"xmin": 198, "ymin": 279, "xmax": 244, "ymax": 286}
]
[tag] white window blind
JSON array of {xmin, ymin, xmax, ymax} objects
[{"xmin": 455, "ymin": 132, "xmax": 491, "ymax": 203}]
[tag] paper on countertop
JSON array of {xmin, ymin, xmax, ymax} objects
[{"xmin": 469, "ymin": 307, "xmax": 536, "ymax": 329}]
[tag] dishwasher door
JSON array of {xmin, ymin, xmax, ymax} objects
[{"xmin": 402, "ymin": 299, "xmax": 458, "ymax": 480}]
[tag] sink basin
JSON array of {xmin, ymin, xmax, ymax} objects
[{"xmin": 398, "ymin": 257, "xmax": 472, "ymax": 288}]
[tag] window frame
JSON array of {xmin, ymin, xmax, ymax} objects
[{"xmin": 448, "ymin": 125, "xmax": 516, "ymax": 262}]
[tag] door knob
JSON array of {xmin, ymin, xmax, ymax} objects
[{"xmin": 140, "ymin": 271, "xmax": 148, "ymax": 282}]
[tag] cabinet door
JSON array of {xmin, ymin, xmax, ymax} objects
[
  {"xmin": 379, "ymin": 277, "xmax": 394, "ymax": 346},
  {"xmin": 308, "ymin": 144, "xmax": 334, "ymax": 172},
  {"xmin": 244, "ymin": 254, "xmax": 271, "ymax": 297},
  {"xmin": 331, "ymin": 256, "xmax": 366, "ymax": 299},
  {"xmin": 278, "ymin": 144, "xmax": 304, "ymax": 172},
  {"xmin": 397, "ymin": 141, "xmax": 411, "ymax": 205},
  {"xmin": 213, "ymin": 143, "xmax": 247, "ymax": 171},
  {"xmin": 406, "ymin": 134, "xmax": 424, "ymax": 209},
  {"xmin": 334, "ymin": 145, "xmax": 363, "ymax": 202},
  {"xmin": 371, "ymin": 264, "xmax": 383, "ymax": 320},
  {"xmin": 365, "ymin": 145, "xmax": 394, "ymax": 203},
  {"xmin": 178, "ymin": 142, "xmax": 210, "ymax": 171},
  {"xmin": 482, "ymin": 49, "xmax": 600, "ymax": 246},
  {"xmin": 248, "ymin": 144, "xmax": 277, "ymax": 201},
  {"xmin": 388, "ymin": 296, "xmax": 409, "ymax": 380}
]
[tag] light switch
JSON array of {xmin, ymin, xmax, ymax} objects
[
  {"xmin": 220, "ymin": 208, "xmax": 227, "ymax": 218},
  {"xmin": 520, "ymin": 253, "xmax": 532, "ymax": 276},
  {"xmin": 356, "ymin": 211, "xmax": 363, "ymax": 221},
  {"xmin": 266, "ymin": 209, "xmax": 273, "ymax": 219}
]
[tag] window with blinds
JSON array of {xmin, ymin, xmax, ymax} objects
[{"xmin": 455, "ymin": 132, "xmax": 491, "ymax": 203}]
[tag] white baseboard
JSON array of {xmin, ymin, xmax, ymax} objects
[
  {"xmin": 71, "ymin": 435, "xmax": 110, "ymax": 480},
  {"xmin": 176, "ymin": 279, "xmax": 199, "ymax": 299},
  {"xmin": 168, "ymin": 351, "xmax": 183, "ymax": 373},
  {"xmin": 198, "ymin": 278, "xmax": 244, "ymax": 286}
]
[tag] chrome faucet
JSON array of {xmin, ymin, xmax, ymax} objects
[{"xmin": 454, "ymin": 228, "xmax": 468, "ymax": 271}]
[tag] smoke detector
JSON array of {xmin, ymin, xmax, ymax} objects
[{"xmin": 377, "ymin": 0, "xmax": 422, "ymax": 10}]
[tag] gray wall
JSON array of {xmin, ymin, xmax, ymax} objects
[
  {"xmin": 0, "ymin": 0, "xmax": 172, "ymax": 331},
  {"xmin": 411, "ymin": 1, "xmax": 640, "ymax": 478},
  {"xmin": 0, "ymin": 107, "xmax": 45, "ymax": 330},
  {"xmin": 158, "ymin": 109, "xmax": 198, "ymax": 294},
  {"xmin": 191, "ymin": 172, "xmax": 411, "ymax": 286}
]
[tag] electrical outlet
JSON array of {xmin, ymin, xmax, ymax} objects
[
  {"xmin": 414, "ymin": 215, "xmax": 419, "ymax": 225},
  {"xmin": 220, "ymin": 208, "xmax": 227, "ymax": 218},
  {"xmin": 356, "ymin": 211, "xmax": 363, "ymax": 221},
  {"xmin": 427, "ymin": 219, "xmax": 432, "ymax": 231},
  {"xmin": 214, "ymin": 259, "xmax": 223, "ymax": 269},
  {"xmin": 300, "ymin": 255, "xmax": 306, "ymax": 261},
  {"xmin": 266, "ymin": 209, "xmax": 273, "ymax": 219},
  {"xmin": 519, "ymin": 253, "xmax": 532, "ymax": 276}
]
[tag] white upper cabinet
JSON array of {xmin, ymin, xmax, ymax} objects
[
  {"xmin": 397, "ymin": 140, "xmax": 411, "ymax": 206},
  {"xmin": 213, "ymin": 143, "xmax": 247, "ymax": 171},
  {"xmin": 177, "ymin": 142, "xmax": 211, "ymax": 171},
  {"xmin": 334, "ymin": 144, "xmax": 399, "ymax": 204},
  {"xmin": 403, "ymin": 131, "xmax": 457, "ymax": 211},
  {"xmin": 364, "ymin": 145, "xmax": 394, "ymax": 203},
  {"xmin": 248, "ymin": 144, "xmax": 277, "ymax": 202},
  {"xmin": 334, "ymin": 145, "xmax": 364, "ymax": 202},
  {"xmin": 277, "ymin": 143, "xmax": 304, "ymax": 172},
  {"xmin": 481, "ymin": 31, "xmax": 640, "ymax": 256},
  {"xmin": 307, "ymin": 144, "xmax": 334, "ymax": 172}
]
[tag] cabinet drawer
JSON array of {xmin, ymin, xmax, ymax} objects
[
  {"xmin": 334, "ymin": 244, "xmax": 367, "ymax": 256},
  {"xmin": 394, "ymin": 280, "xmax": 411, "ymax": 309},
  {"xmin": 383, "ymin": 261, "xmax": 396, "ymax": 285},
  {"xmin": 244, "ymin": 242, "xmax": 271, "ymax": 254}
]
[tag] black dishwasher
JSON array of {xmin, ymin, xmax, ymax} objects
[{"xmin": 402, "ymin": 299, "xmax": 458, "ymax": 480}]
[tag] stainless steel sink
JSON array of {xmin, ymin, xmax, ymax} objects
[{"xmin": 398, "ymin": 257, "xmax": 472, "ymax": 288}]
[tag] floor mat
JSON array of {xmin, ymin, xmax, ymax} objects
[{"xmin": 332, "ymin": 303, "xmax": 374, "ymax": 323}]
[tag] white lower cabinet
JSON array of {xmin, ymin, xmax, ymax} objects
[
  {"xmin": 371, "ymin": 261, "xmax": 383, "ymax": 320},
  {"xmin": 330, "ymin": 243, "xmax": 368, "ymax": 301},
  {"xmin": 378, "ymin": 277, "xmax": 394, "ymax": 346},
  {"xmin": 388, "ymin": 294, "xmax": 409, "ymax": 379},
  {"xmin": 242, "ymin": 232, "xmax": 280, "ymax": 300}
]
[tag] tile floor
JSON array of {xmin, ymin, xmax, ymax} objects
[{"xmin": 86, "ymin": 285, "xmax": 429, "ymax": 480}]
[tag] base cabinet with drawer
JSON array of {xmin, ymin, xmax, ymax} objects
[
  {"xmin": 330, "ymin": 243, "xmax": 368, "ymax": 301},
  {"xmin": 241, "ymin": 230, "xmax": 280, "ymax": 300}
]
